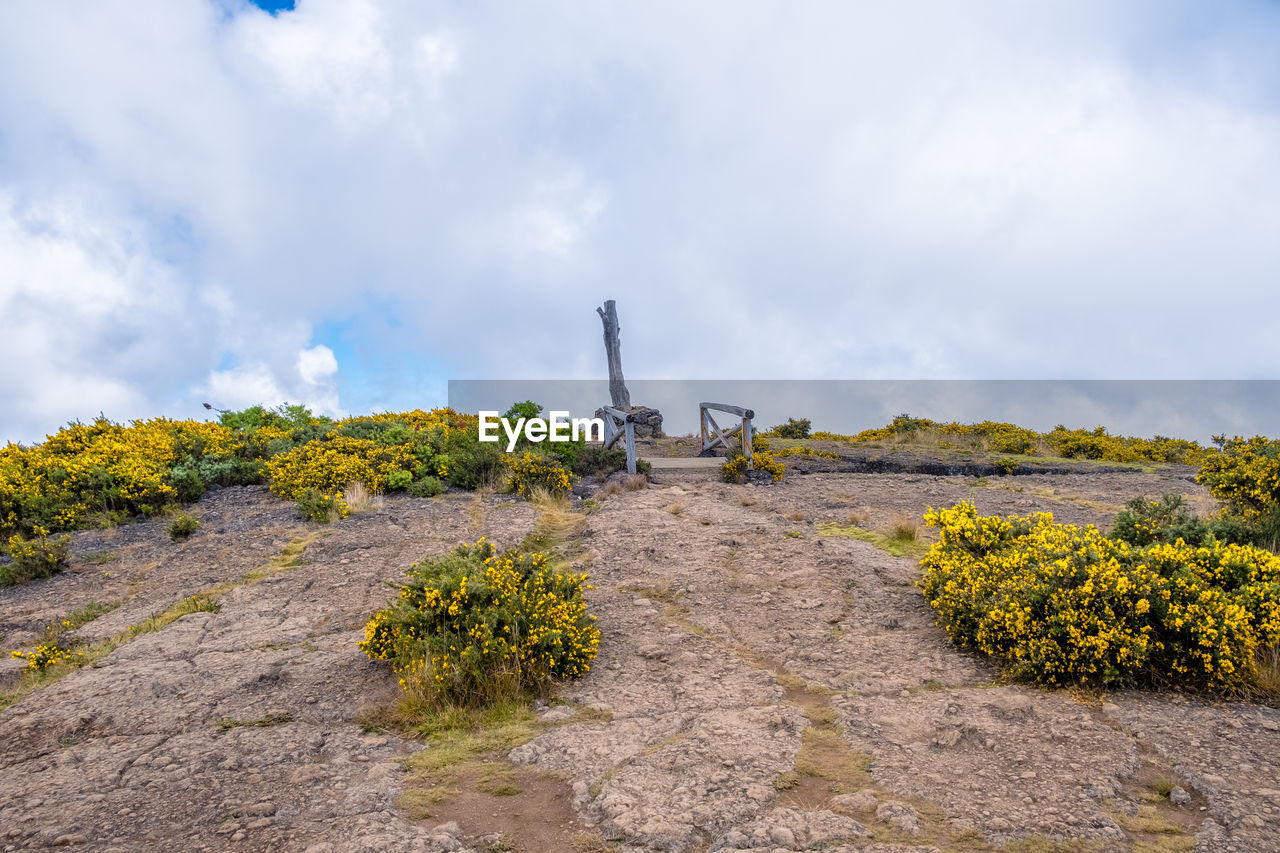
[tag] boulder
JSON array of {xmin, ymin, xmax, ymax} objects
[{"xmin": 595, "ymin": 406, "xmax": 664, "ymax": 439}]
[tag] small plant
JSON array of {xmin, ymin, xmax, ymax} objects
[
  {"xmin": 10, "ymin": 643, "xmax": 85, "ymax": 673},
  {"xmin": 993, "ymin": 457, "xmax": 1020, "ymax": 475},
  {"xmin": 506, "ymin": 452, "xmax": 572, "ymax": 500},
  {"xmin": 3, "ymin": 530, "xmax": 71, "ymax": 586},
  {"xmin": 167, "ymin": 513, "xmax": 200, "ymax": 541},
  {"xmin": 408, "ymin": 475, "xmax": 446, "ymax": 498},
  {"xmin": 296, "ymin": 488, "xmax": 348, "ymax": 524}
]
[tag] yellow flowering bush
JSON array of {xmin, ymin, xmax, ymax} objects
[
  {"xmin": 921, "ymin": 502, "xmax": 1280, "ymax": 690},
  {"xmin": 0, "ymin": 405, "xmax": 508, "ymax": 538},
  {"xmin": 360, "ymin": 539, "xmax": 600, "ymax": 707},
  {"xmin": 1, "ymin": 417, "xmax": 239, "ymax": 534},
  {"xmin": 722, "ymin": 436, "xmax": 785, "ymax": 483},
  {"xmin": 265, "ymin": 436, "xmax": 419, "ymax": 500},
  {"xmin": 506, "ymin": 452, "xmax": 571, "ymax": 499},
  {"xmin": 807, "ymin": 415, "xmax": 1207, "ymax": 465},
  {"xmin": 1196, "ymin": 436, "xmax": 1280, "ymax": 525},
  {"xmin": 10, "ymin": 643, "xmax": 85, "ymax": 673},
  {"xmin": 3, "ymin": 530, "xmax": 71, "ymax": 585}
]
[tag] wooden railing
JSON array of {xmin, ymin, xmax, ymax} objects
[
  {"xmin": 700, "ymin": 402, "xmax": 755, "ymax": 469},
  {"xmin": 600, "ymin": 406, "xmax": 638, "ymax": 474}
]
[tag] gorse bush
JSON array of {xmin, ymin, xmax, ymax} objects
[
  {"xmin": 810, "ymin": 414, "xmax": 1206, "ymax": 465},
  {"xmin": 360, "ymin": 539, "xmax": 599, "ymax": 708},
  {"xmin": 722, "ymin": 436, "xmax": 784, "ymax": 484},
  {"xmin": 1197, "ymin": 436, "xmax": 1280, "ymax": 550},
  {"xmin": 921, "ymin": 501, "xmax": 1280, "ymax": 690},
  {"xmin": 167, "ymin": 513, "xmax": 200, "ymax": 541},
  {"xmin": 506, "ymin": 452, "xmax": 572, "ymax": 499},
  {"xmin": 3, "ymin": 530, "xmax": 71, "ymax": 586},
  {"xmin": 1111, "ymin": 495, "xmax": 1204, "ymax": 547},
  {"xmin": 296, "ymin": 489, "xmax": 348, "ymax": 524},
  {"xmin": 770, "ymin": 418, "xmax": 812, "ymax": 439},
  {"xmin": 0, "ymin": 406, "xmax": 521, "ymax": 538}
]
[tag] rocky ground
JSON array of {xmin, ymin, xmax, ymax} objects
[{"xmin": 2, "ymin": 462, "xmax": 1277, "ymax": 852}]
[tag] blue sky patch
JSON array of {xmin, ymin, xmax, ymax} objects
[{"xmin": 249, "ymin": 0, "xmax": 295, "ymax": 13}]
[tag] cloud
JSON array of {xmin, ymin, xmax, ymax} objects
[{"xmin": 2, "ymin": 1, "xmax": 1280, "ymax": 442}]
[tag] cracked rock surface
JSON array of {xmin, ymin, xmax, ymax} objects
[{"xmin": 4, "ymin": 465, "xmax": 1279, "ymax": 852}]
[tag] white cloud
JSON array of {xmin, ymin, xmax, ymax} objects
[
  {"xmin": 298, "ymin": 344, "xmax": 338, "ymax": 385},
  {"xmin": 3, "ymin": 1, "xmax": 1280, "ymax": 441}
]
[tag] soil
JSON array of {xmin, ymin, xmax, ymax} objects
[{"xmin": 1, "ymin": 460, "xmax": 1277, "ymax": 852}]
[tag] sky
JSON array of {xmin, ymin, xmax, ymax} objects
[{"xmin": 2, "ymin": 1, "xmax": 1280, "ymax": 444}]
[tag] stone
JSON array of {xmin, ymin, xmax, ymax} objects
[
  {"xmin": 831, "ymin": 790, "xmax": 878, "ymax": 813},
  {"xmin": 767, "ymin": 826, "xmax": 796, "ymax": 847},
  {"xmin": 1169, "ymin": 786, "xmax": 1191, "ymax": 806},
  {"xmin": 876, "ymin": 801, "xmax": 920, "ymax": 834}
]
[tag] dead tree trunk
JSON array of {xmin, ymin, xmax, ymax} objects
[{"xmin": 597, "ymin": 300, "xmax": 631, "ymax": 410}]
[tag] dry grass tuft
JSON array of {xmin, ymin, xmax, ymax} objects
[
  {"xmin": 343, "ymin": 481, "xmax": 381, "ymax": 513},
  {"xmin": 888, "ymin": 514, "xmax": 918, "ymax": 543}
]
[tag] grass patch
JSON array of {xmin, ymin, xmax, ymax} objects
[
  {"xmin": 1110, "ymin": 805, "xmax": 1190, "ymax": 836},
  {"xmin": 40, "ymin": 600, "xmax": 120, "ymax": 642},
  {"xmin": 524, "ymin": 491, "xmax": 585, "ymax": 554},
  {"xmin": 794, "ymin": 726, "xmax": 874, "ymax": 787},
  {"xmin": 392, "ymin": 698, "xmax": 543, "ymax": 818},
  {"xmin": 817, "ymin": 521, "xmax": 931, "ymax": 559},
  {"xmin": 81, "ymin": 551, "xmax": 118, "ymax": 565}
]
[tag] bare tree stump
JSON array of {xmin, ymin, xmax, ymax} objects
[{"xmin": 597, "ymin": 300, "xmax": 631, "ymax": 410}]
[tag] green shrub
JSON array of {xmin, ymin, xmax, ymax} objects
[
  {"xmin": 436, "ymin": 437, "xmax": 506, "ymax": 490},
  {"xmin": 1112, "ymin": 493, "xmax": 1280, "ymax": 553},
  {"xmin": 408, "ymin": 476, "xmax": 445, "ymax": 498},
  {"xmin": 770, "ymin": 418, "xmax": 812, "ymax": 439},
  {"xmin": 3, "ymin": 531, "xmax": 71, "ymax": 585},
  {"xmin": 507, "ymin": 452, "xmax": 572, "ymax": 499},
  {"xmin": 502, "ymin": 400, "xmax": 542, "ymax": 422},
  {"xmin": 296, "ymin": 488, "xmax": 346, "ymax": 524},
  {"xmin": 360, "ymin": 539, "xmax": 599, "ymax": 708},
  {"xmin": 922, "ymin": 501, "xmax": 1280, "ymax": 690},
  {"xmin": 1111, "ymin": 495, "xmax": 1210, "ymax": 547},
  {"xmin": 386, "ymin": 470, "xmax": 413, "ymax": 491},
  {"xmin": 167, "ymin": 513, "xmax": 200, "ymax": 541}
]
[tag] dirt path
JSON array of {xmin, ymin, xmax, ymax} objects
[{"xmin": 2, "ymin": 469, "xmax": 1278, "ymax": 852}]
